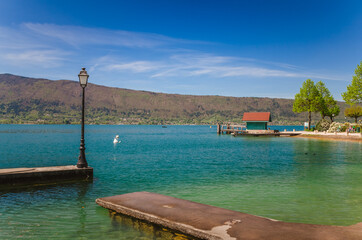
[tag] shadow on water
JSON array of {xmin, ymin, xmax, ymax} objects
[
  {"xmin": 0, "ymin": 178, "xmax": 94, "ymax": 192},
  {"xmin": 0, "ymin": 180, "xmax": 92, "ymax": 196},
  {"xmin": 0, "ymin": 181, "xmax": 94, "ymax": 239}
]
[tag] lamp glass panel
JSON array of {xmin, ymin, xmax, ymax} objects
[{"xmin": 79, "ymin": 75, "xmax": 88, "ymax": 86}]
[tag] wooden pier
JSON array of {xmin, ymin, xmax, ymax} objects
[
  {"xmin": 216, "ymin": 123, "xmax": 301, "ymax": 137},
  {"xmin": 217, "ymin": 123, "xmax": 246, "ymax": 135}
]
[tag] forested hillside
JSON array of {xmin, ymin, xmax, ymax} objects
[{"xmin": 0, "ymin": 74, "xmax": 348, "ymax": 125}]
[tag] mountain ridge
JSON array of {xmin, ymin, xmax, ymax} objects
[{"xmin": 0, "ymin": 74, "xmax": 348, "ymax": 125}]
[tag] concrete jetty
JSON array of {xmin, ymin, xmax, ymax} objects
[
  {"xmin": 0, "ymin": 165, "xmax": 93, "ymax": 186},
  {"xmin": 96, "ymin": 192, "xmax": 362, "ymax": 240}
]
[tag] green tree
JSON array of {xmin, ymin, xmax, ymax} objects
[
  {"xmin": 293, "ymin": 79, "xmax": 322, "ymax": 129},
  {"xmin": 328, "ymin": 105, "xmax": 340, "ymax": 122},
  {"xmin": 342, "ymin": 61, "xmax": 362, "ymax": 105},
  {"xmin": 315, "ymin": 81, "xmax": 340, "ymax": 122},
  {"xmin": 344, "ymin": 105, "xmax": 362, "ymax": 123}
]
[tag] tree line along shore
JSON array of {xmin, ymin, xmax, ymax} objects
[{"xmin": 293, "ymin": 61, "xmax": 361, "ymax": 132}]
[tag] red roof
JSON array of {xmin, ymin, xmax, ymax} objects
[{"xmin": 242, "ymin": 112, "xmax": 271, "ymax": 122}]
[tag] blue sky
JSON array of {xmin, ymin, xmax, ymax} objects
[{"xmin": 0, "ymin": 0, "xmax": 361, "ymax": 100}]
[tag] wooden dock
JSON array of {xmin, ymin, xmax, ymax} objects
[
  {"xmin": 238, "ymin": 132, "xmax": 302, "ymax": 137},
  {"xmin": 216, "ymin": 123, "xmax": 301, "ymax": 137},
  {"xmin": 217, "ymin": 123, "xmax": 246, "ymax": 135}
]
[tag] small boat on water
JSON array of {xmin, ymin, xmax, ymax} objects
[{"xmin": 162, "ymin": 126, "xmax": 167, "ymax": 128}]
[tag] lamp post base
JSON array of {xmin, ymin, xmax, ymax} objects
[
  {"xmin": 77, "ymin": 163, "xmax": 88, "ymax": 168},
  {"xmin": 77, "ymin": 149, "xmax": 88, "ymax": 168}
]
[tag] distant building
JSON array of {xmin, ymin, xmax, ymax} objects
[{"xmin": 242, "ymin": 112, "xmax": 271, "ymax": 130}]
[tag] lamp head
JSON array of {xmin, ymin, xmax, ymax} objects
[{"xmin": 78, "ymin": 68, "xmax": 89, "ymax": 88}]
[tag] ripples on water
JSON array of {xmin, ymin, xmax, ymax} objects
[{"xmin": 0, "ymin": 125, "xmax": 361, "ymax": 239}]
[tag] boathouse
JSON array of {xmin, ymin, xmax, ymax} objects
[{"xmin": 242, "ymin": 112, "xmax": 271, "ymax": 130}]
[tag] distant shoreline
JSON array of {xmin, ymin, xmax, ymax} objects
[{"xmin": 0, "ymin": 123, "xmax": 304, "ymax": 126}]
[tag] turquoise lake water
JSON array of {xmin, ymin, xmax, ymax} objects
[{"xmin": 0, "ymin": 125, "xmax": 361, "ymax": 239}]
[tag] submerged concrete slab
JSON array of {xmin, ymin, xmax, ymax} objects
[
  {"xmin": 96, "ymin": 192, "xmax": 362, "ymax": 240},
  {"xmin": 0, "ymin": 165, "xmax": 93, "ymax": 186},
  {"xmin": 298, "ymin": 132, "xmax": 362, "ymax": 142}
]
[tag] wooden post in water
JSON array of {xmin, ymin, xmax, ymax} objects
[
  {"xmin": 217, "ymin": 123, "xmax": 221, "ymax": 134},
  {"xmin": 227, "ymin": 123, "xmax": 230, "ymax": 134}
]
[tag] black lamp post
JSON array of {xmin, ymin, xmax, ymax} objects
[{"xmin": 77, "ymin": 68, "xmax": 89, "ymax": 168}]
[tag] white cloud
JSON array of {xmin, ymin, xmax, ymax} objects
[
  {"xmin": 151, "ymin": 65, "xmax": 299, "ymax": 78},
  {"xmin": 0, "ymin": 25, "xmax": 70, "ymax": 67},
  {"xmin": 106, "ymin": 61, "xmax": 164, "ymax": 73},
  {"xmin": 3, "ymin": 50, "xmax": 69, "ymax": 67},
  {"xmin": 170, "ymin": 54, "xmax": 236, "ymax": 65},
  {"xmin": 23, "ymin": 23, "xmax": 204, "ymax": 48},
  {"xmin": 0, "ymin": 23, "xmax": 348, "ymax": 83},
  {"xmin": 219, "ymin": 66, "xmax": 298, "ymax": 77},
  {"xmin": 91, "ymin": 52, "xmax": 347, "ymax": 81},
  {"xmin": 148, "ymin": 54, "xmax": 302, "ymax": 78},
  {"xmin": 0, "ymin": 26, "xmax": 49, "ymax": 50}
]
